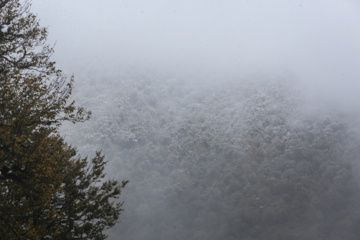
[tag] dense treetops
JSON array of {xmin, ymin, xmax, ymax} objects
[
  {"xmin": 0, "ymin": 1, "xmax": 127, "ymax": 239},
  {"xmin": 64, "ymin": 74, "xmax": 360, "ymax": 240}
]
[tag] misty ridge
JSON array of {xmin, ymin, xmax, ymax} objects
[
  {"xmin": 31, "ymin": 0, "xmax": 360, "ymax": 239},
  {"xmin": 58, "ymin": 71, "xmax": 360, "ymax": 240}
]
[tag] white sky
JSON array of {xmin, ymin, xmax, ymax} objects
[{"xmin": 31, "ymin": 0, "xmax": 360, "ymax": 100}]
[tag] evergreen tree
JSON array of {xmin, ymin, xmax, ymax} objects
[{"xmin": 0, "ymin": 0, "xmax": 127, "ymax": 239}]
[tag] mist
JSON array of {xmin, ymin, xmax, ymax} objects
[
  {"xmin": 31, "ymin": 1, "xmax": 360, "ymax": 239},
  {"xmin": 32, "ymin": 1, "xmax": 360, "ymax": 77}
]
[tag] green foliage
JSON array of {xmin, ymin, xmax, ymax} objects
[
  {"xmin": 0, "ymin": 0, "xmax": 127, "ymax": 239},
  {"xmin": 51, "ymin": 152, "xmax": 128, "ymax": 240}
]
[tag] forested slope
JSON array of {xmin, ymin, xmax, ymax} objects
[{"xmin": 62, "ymin": 73, "xmax": 360, "ymax": 240}]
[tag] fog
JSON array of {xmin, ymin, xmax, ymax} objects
[
  {"xmin": 31, "ymin": 1, "xmax": 360, "ymax": 239},
  {"xmin": 32, "ymin": 1, "xmax": 360, "ymax": 78}
]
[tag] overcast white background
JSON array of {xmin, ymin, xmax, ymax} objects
[{"xmin": 31, "ymin": 0, "xmax": 360, "ymax": 105}]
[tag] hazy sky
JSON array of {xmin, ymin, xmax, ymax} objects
[{"xmin": 31, "ymin": 0, "xmax": 360, "ymax": 100}]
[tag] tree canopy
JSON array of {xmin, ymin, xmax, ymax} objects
[
  {"xmin": 0, "ymin": 0, "xmax": 127, "ymax": 239},
  {"xmin": 66, "ymin": 74, "xmax": 360, "ymax": 240}
]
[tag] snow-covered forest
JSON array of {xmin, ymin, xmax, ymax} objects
[
  {"xmin": 29, "ymin": 1, "xmax": 360, "ymax": 239},
  {"xmin": 61, "ymin": 72, "xmax": 360, "ymax": 240}
]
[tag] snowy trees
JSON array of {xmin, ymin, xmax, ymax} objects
[{"xmin": 65, "ymin": 74, "xmax": 360, "ymax": 240}]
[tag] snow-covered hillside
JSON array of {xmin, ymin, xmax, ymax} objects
[{"xmin": 61, "ymin": 72, "xmax": 360, "ymax": 240}]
